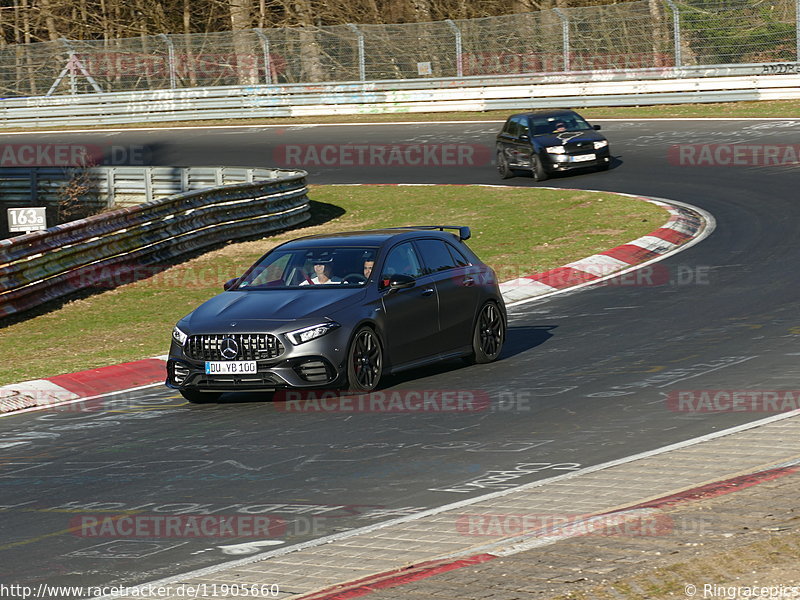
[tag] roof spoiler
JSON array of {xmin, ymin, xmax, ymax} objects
[{"xmin": 393, "ymin": 226, "xmax": 471, "ymax": 241}]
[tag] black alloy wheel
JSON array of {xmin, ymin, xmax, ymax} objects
[
  {"xmin": 347, "ymin": 327, "xmax": 383, "ymax": 392},
  {"xmin": 470, "ymin": 302, "xmax": 505, "ymax": 364}
]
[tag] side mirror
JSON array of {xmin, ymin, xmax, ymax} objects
[
  {"xmin": 593, "ymin": 124, "xmax": 602, "ymax": 131},
  {"xmin": 387, "ymin": 274, "xmax": 416, "ymax": 291},
  {"xmin": 223, "ymin": 278, "xmax": 238, "ymax": 291}
]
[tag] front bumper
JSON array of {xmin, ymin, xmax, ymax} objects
[
  {"xmin": 545, "ymin": 148, "xmax": 611, "ymax": 172},
  {"xmin": 166, "ymin": 328, "xmax": 352, "ymax": 392}
]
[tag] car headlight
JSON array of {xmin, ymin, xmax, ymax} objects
[
  {"xmin": 172, "ymin": 325, "xmax": 188, "ymax": 346},
  {"xmin": 546, "ymin": 146, "xmax": 566, "ymax": 154},
  {"xmin": 593, "ymin": 140, "xmax": 609, "ymax": 150},
  {"xmin": 287, "ymin": 322, "xmax": 340, "ymax": 345}
]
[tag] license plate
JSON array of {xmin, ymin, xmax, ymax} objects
[
  {"xmin": 572, "ymin": 153, "xmax": 596, "ymax": 162},
  {"xmin": 205, "ymin": 361, "xmax": 257, "ymax": 375}
]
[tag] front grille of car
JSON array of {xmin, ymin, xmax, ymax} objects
[
  {"xmin": 565, "ymin": 141, "xmax": 593, "ymax": 153},
  {"xmin": 185, "ymin": 334, "xmax": 285, "ymax": 361}
]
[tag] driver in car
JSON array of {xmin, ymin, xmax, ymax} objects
[{"xmin": 300, "ymin": 262, "xmax": 342, "ymax": 285}]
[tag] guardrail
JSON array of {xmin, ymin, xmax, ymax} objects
[
  {"xmin": 0, "ymin": 166, "xmax": 295, "ymax": 205},
  {"xmin": 0, "ymin": 166, "xmax": 298, "ymax": 238},
  {"xmin": 3, "ymin": 69, "xmax": 799, "ymax": 128},
  {"xmin": 0, "ymin": 168, "xmax": 309, "ymax": 318}
]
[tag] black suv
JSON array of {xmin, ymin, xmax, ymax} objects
[{"xmin": 496, "ymin": 110, "xmax": 611, "ymax": 181}]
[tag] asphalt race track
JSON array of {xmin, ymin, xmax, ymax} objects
[{"xmin": 2, "ymin": 118, "xmax": 800, "ymax": 593}]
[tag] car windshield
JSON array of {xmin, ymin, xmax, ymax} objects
[
  {"xmin": 232, "ymin": 246, "xmax": 379, "ymax": 289},
  {"xmin": 531, "ymin": 115, "xmax": 592, "ymax": 135}
]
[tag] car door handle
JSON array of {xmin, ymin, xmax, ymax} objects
[
  {"xmin": 422, "ymin": 288, "xmax": 435, "ymax": 296},
  {"xmin": 462, "ymin": 277, "xmax": 475, "ymax": 286}
]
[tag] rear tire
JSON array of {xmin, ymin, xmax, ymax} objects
[
  {"xmin": 496, "ymin": 151, "xmax": 515, "ymax": 179},
  {"xmin": 468, "ymin": 302, "xmax": 505, "ymax": 364},
  {"xmin": 180, "ymin": 389, "xmax": 222, "ymax": 404},
  {"xmin": 346, "ymin": 327, "xmax": 383, "ymax": 392}
]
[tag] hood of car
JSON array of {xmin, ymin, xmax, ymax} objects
[
  {"xmin": 533, "ymin": 130, "xmax": 606, "ymax": 146},
  {"xmin": 183, "ymin": 288, "xmax": 366, "ymax": 331}
]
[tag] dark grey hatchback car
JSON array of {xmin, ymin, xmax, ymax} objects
[
  {"xmin": 496, "ymin": 109, "xmax": 611, "ymax": 181},
  {"xmin": 167, "ymin": 226, "xmax": 506, "ymax": 403}
]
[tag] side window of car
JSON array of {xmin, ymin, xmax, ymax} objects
[
  {"xmin": 416, "ymin": 239, "xmax": 457, "ymax": 274},
  {"xmin": 446, "ymin": 243, "xmax": 472, "ymax": 267},
  {"xmin": 516, "ymin": 117, "xmax": 530, "ymax": 138},
  {"xmin": 380, "ymin": 242, "xmax": 424, "ymax": 288}
]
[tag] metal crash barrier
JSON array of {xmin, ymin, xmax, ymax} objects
[{"xmin": 0, "ymin": 167, "xmax": 309, "ymax": 317}]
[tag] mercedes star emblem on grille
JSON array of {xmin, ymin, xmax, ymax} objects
[{"xmin": 220, "ymin": 337, "xmax": 239, "ymax": 360}]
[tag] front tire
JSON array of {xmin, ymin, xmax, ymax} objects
[
  {"xmin": 346, "ymin": 327, "xmax": 383, "ymax": 392},
  {"xmin": 531, "ymin": 155, "xmax": 548, "ymax": 182},
  {"xmin": 468, "ymin": 302, "xmax": 505, "ymax": 364},
  {"xmin": 180, "ymin": 389, "xmax": 222, "ymax": 403}
]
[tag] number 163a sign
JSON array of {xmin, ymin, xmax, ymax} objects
[{"xmin": 7, "ymin": 207, "xmax": 47, "ymax": 233}]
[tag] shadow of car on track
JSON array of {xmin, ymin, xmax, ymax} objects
[
  {"xmin": 181, "ymin": 325, "xmax": 557, "ymax": 407},
  {"xmin": 519, "ymin": 155, "xmax": 623, "ymax": 183}
]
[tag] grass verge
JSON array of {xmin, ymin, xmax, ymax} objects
[{"xmin": 0, "ymin": 184, "xmax": 667, "ymax": 386}]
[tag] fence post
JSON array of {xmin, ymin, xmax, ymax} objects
[
  {"xmin": 144, "ymin": 167, "xmax": 153, "ymax": 202},
  {"xmin": 445, "ymin": 19, "xmax": 463, "ymax": 78},
  {"xmin": 30, "ymin": 170, "xmax": 38, "ymax": 204},
  {"xmin": 159, "ymin": 34, "xmax": 178, "ymax": 89},
  {"xmin": 107, "ymin": 167, "xmax": 116, "ymax": 207},
  {"xmin": 664, "ymin": 0, "xmax": 682, "ymax": 68},
  {"xmin": 553, "ymin": 9, "xmax": 570, "ymax": 72},
  {"xmin": 254, "ymin": 28, "xmax": 273, "ymax": 85},
  {"xmin": 347, "ymin": 24, "xmax": 366, "ymax": 81}
]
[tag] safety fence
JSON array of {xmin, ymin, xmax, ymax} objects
[
  {"xmin": 0, "ymin": 168, "xmax": 309, "ymax": 317},
  {"xmin": 3, "ymin": 71, "xmax": 800, "ymax": 128},
  {"xmin": 0, "ymin": 0, "xmax": 797, "ymax": 97}
]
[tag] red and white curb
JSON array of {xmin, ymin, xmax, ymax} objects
[
  {"xmin": 0, "ymin": 191, "xmax": 711, "ymax": 415},
  {"xmin": 290, "ymin": 460, "xmax": 800, "ymax": 600},
  {"xmin": 500, "ymin": 193, "xmax": 712, "ymax": 305},
  {"xmin": 0, "ymin": 357, "xmax": 168, "ymax": 414}
]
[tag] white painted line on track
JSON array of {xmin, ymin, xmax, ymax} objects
[{"xmin": 95, "ymin": 406, "xmax": 800, "ymax": 599}]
